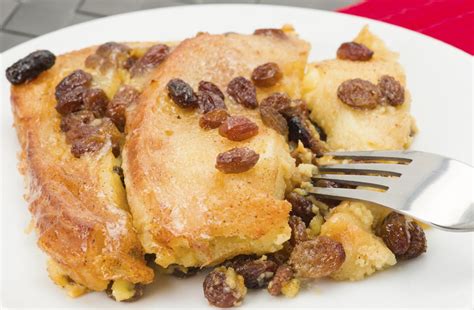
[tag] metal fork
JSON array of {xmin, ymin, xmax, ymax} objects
[{"xmin": 308, "ymin": 150, "xmax": 473, "ymax": 232}]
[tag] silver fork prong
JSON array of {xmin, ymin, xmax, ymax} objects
[
  {"xmin": 318, "ymin": 163, "xmax": 406, "ymax": 176},
  {"xmin": 313, "ymin": 174, "xmax": 394, "ymax": 189},
  {"xmin": 326, "ymin": 150, "xmax": 413, "ymax": 163},
  {"xmin": 307, "ymin": 187, "xmax": 388, "ymax": 206}
]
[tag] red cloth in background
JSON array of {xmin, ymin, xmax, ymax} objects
[{"xmin": 338, "ymin": 0, "xmax": 474, "ymax": 55}]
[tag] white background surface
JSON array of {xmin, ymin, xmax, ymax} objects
[{"xmin": 1, "ymin": 4, "xmax": 473, "ymax": 309}]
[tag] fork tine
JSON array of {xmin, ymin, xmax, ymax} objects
[
  {"xmin": 307, "ymin": 187, "xmax": 388, "ymax": 206},
  {"xmin": 318, "ymin": 163, "xmax": 405, "ymax": 176},
  {"xmin": 326, "ymin": 150, "xmax": 413, "ymax": 162},
  {"xmin": 313, "ymin": 174, "xmax": 394, "ymax": 189}
]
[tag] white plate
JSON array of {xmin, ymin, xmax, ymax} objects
[{"xmin": 1, "ymin": 4, "xmax": 472, "ymax": 309}]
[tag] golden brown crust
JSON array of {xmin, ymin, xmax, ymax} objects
[
  {"xmin": 123, "ymin": 32, "xmax": 310, "ymax": 267},
  {"xmin": 11, "ymin": 45, "xmax": 154, "ymax": 291}
]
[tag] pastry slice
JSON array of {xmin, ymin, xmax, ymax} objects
[
  {"xmin": 123, "ymin": 28, "xmax": 310, "ymax": 268},
  {"xmin": 302, "ymin": 27, "xmax": 418, "ymax": 281},
  {"xmin": 10, "ymin": 41, "xmax": 173, "ymax": 298}
]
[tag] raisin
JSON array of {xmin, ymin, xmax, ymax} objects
[
  {"xmin": 260, "ymin": 106, "xmax": 288, "ymax": 136},
  {"xmin": 337, "ymin": 78, "xmax": 380, "ymax": 109},
  {"xmin": 198, "ymin": 81, "xmax": 225, "ymax": 100},
  {"xmin": 398, "ymin": 221, "xmax": 427, "ymax": 260},
  {"xmin": 167, "ymin": 78, "xmax": 197, "ymax": 109},
  {"xmin": 218, "ymin": 116, "xmax": 258, "ymax": 141},
  {"xmin": 232, "ymin": 259, "xmax": 278, "ymax": 289},
  {"xmin": 251, "ymin": 62, "xmax": 283, "ymax": 88},
  {"xmin": 254, "ymin": 28, "xmax": 287, "ymax": 39},
  {"xmin": 289, "ymin": 236, "xmax": 345, "ymax": 279},
  {"xmin": 337, "ymin": 42, "xmax": 374, "ymax": 61},
  {"xmin": 287, "ymin": 193, "xmax": 314, "ymax": 225},
  {"xmin": 267, "ymin": 264, "xmax": 294, "ymax": 296},
  {"xmin": 378, "ymin": 75, "xmax": 405, "ymax": 106},
  {"xmin": 83, "ymin": 88, "xmax": 109, "ymax": 117},
  {"xmin": 377, "ymin": 212, "xmax": 427, "ymax": 259},
  {"xmin": 287, "ymin": 116, "xmax": 314, "ymax": 149},
  {"xmin": 66, "ymin": 118, "xmax": 122, "ymax": 158},
  {"xmin": 227, "ymin": 77, "xmax": 258, "ymax": 109},
  {"xmin": 60, "ymin": 110, "xmax": 95, "ymax": 132},
  {"xmin": 106, "ymin": 85, "xmax": 140, "ymax": 132},
  {"xmin": 113, "ymin": 165, "xmax": 125, "ymax": 186},
  {"xmin": 199, "ymin": 109, "xmax": 229, "ymax": 129},
  {"xmin": 197, "ymin": 90, "xmax": 226, "ymax": 113},
  {"xmin": 106, "ymin": 281, "xmax": 144, "ymax": 302},
  {"xmin": 203, "ymin": 267, "xmax": 246, "ymax": 308},
  {"xmin": 6, "ymin": 50, "xmax": 56, "ymax": 85},
  {"xmin": 215, "ymin": 147, "xmax": 259, "ymax": 174},
  {"xmin": 88, "ymin": 42, "xmax": 131, "ymax": 71},
  {"xmin": 130, "ymin": 44, "xmax": 170, "ymax": 76},
  {"xmin": 376, "ymin": 212, "xmax": 411, "ymax": 256},
  {"xmin": 260, "ymin": 92, "xmax": 291, "ymax": 112},
  {"xmin": 288, "ymin": 215, "xmax": 308, "ymax": 246},
  {"xmin": 55, "ymin": 70, "xmax": 92, "ymax": 115}
]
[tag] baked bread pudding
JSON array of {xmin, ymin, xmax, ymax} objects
[{"xmin": 7, "ymin": 25, "xmax": 427, "ymax": 306}]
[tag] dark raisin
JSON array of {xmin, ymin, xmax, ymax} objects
[
  {"xmin": 55, "ymin": 86, "xmax": 88, "ymax": 115},
  {"xmin": 287, "ymin": 116, "xmax": 314, "ymax": 148},
  {"xmin": 289, "ymin": 236, "xmax": 345, "ymax": 278},
  {"xmin": 337, "ymin": 78, "xmax": 380, "ymax": 109},
  {"xmin": 106, "ymin": 281, "xmax": 144, "ymax": 302},
  {"xmin": 376, "ymin": 212, "xmax": 411, "ymax": 256},
  {"xmin": 398, "ymin": 221, "xmax": 427, "ymax": 260},
  {"xmin": 167, "ymin": 78, "xmax": 197, "ymax": 109},
  {"xmin": 218, "ymin": 116, "xmax": 258, "ymax": 141},
  {"xmin": 130, "ymin": 44, "xmax": 170, "ymax": 76},
  {"xmin": 378, "ymin": 75, "xmax": 405, "ymax": 106},
  {"xmin": 232, "ymin": 259, "xmax": 278, "ymax": 289},
  {"xmin": 288, "ymin": 215, "xmax": 308, "ymax": 246},
  {"xmin": 83, "ymin": 88, "xmax": 109, "ymax": 117},
  {"xmin": 60, "ymin": 110, "xmax": 95, "ymax": 132},
  {"xmin": 287, "ymin": 193, "xmax": 314, "ymax": 225},
  {"xmin": 55, "ymin": 70, "xmax": 92, "ymax": 115},
  {"xmin": 106, "ymin": 85, "xmax": 140, "ymax": 132},
  {"xmin": 215, "ymin": 147, "xmax": 259, "ymax": 174},
  {"xmin": 260, "ymin": 92, "xmax": 291, "ymax": 112},
  {"xmin": 337, "ymin": 42, "xmax": 374, "ymax": 61},
  {"xmin": 251, "ymin": 62, "xmax": 283, "ymax": 88},
  {"xmin": 267, "ymin": 264, "xmax": 294, "ymax": 296},
  {"xmin": 254, "ymin": 28, "xmax": 287, "ymax": 39},
  {"xmin": 113, "ymin": 166, "xmax": 125, "ymax": 186},
  {"xmin": 377, "ymin": 212, "xmax": 427, "ymax": 260},
  {"xmin": 66, "ymin": 118, "xmax": 122, "ymax": 158},
  {"xmin": 199, "ymin": 109, "xmax": 229, "ymax": 129},
  {"xmin": 203, "ymin": 267, "xmax": 246, "ymax": 308},
  {"xmin": 227, "ymin": 77, "xmax": 258, "ymax": 109},
  {"xmin": 260, "ymin": 106, "xmax": 288, "ymax": 136},
  {"xmin": 6, "ymin": 50, "xmax": 55, "ymax": 85},
  {"xmin": 281, "ymin": 99, "xmax": 310, "ymax": 119},
  {"xmin": 197, "ymin": 90, "xmax": 226, "ymax": 113},
  {"xmin": 198, "ymin": 81, "xmax": 225, "ymax": 100}
]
